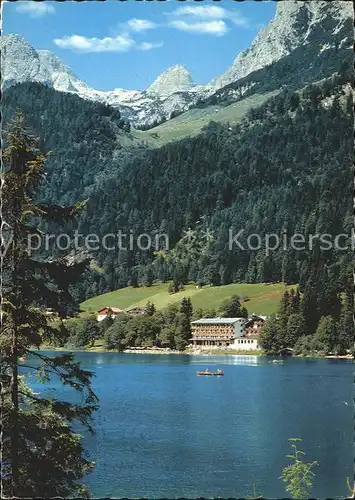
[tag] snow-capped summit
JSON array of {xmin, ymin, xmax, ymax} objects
[
  {"xmin": 146, "ymin": 65, "xmax": 194, "ymax": 97},
  {"xmin": 1, "ymin": 1, "xmax": 352, "ymax": 127},
  {"xmin": 0, "ymin": 34, "xmax": 208, "ymax": 126},
  {"xmin": 0, "ymin": 34, "xmax": 89, "ymax": 94}
]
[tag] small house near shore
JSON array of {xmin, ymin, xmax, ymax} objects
[{"xmin": 97, "ymin": 307, "xmax": 124, "ymax": 322}]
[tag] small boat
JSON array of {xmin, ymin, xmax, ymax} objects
[
  {"xmin": 196, "ymin": 370, "xmax": 224, "ymax": 376},
  {"xmin": 19, "ymin": 356, "xmax": 26, "ymax": 362},
  {"xmin": 270, "ymin": 359, "xmax": 283, "ymax": 364}
]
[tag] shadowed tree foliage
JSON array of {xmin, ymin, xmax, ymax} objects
[
  {"xmin": 1, "ymin": 113, "xmax": 98, "ymax": 497},
  {"xmin": 219, "ymin": 295, "xmax": 248, "ymax": 319}
]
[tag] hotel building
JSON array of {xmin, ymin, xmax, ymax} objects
[
  {"xmin": 190, "ymin": 315, "xmax": 266, "ymax": 350},
  {"xmin": 190, "ymin": 317, "xmax": 246, "ymax": 347}
]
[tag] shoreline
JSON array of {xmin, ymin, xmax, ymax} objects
[{"xmin": 40, "ymin": 346, "xmax": 353, "ymax": 360}]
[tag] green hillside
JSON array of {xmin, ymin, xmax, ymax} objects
[
  {"xmin": 80, "ymin": 282, "xmax": 295, "ymax": 316},
  {"xmin": 132, "ymin": 91, "xmax": 276, "ymax": 147}
]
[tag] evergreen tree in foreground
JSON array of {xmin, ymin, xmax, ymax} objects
[{"xmin": 1, "ymin": 113, "xmax": 98, "ymax": 497}]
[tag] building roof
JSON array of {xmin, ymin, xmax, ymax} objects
[
  {"xmin": 191, "ymin": 317, "xmax": 245, "ymax": 325},
  {"xmin": 250, "ymin": 314, "xmax": 267, "ymax": 320},
  {"xmin": 98, "ymin": 307, "xmax": 123, "ymax": 314},
  {"xmin": 244, "ymin": 315, "xmax": 267, "ymax": 326}
]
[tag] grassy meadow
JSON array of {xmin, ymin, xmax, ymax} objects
[
  {"xmin": 131, "ymin": 91, "xmax": 277, "ymax": 147},
  {"xmin": 80, "ymin": 281, "xmax": 296, "ymax": 316}
]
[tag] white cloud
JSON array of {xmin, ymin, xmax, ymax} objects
[
  {"xmin": 169, "ymin": 20, "xmax": 228, "ymax": 36},
  {"xmin": 53, "ymin": 3, "xmax": 248, "ymax": 55},
  {"xmin": 171, "ymin": 4, "xmax": 249, "ymax": 29},
  {"xmin": 54, "ymin": 34, "xmax": 163, "ymax": 53},
  {"xmin": 139, "ymin": 41, "xmax": 164, "ymax": 51},
  {"xmin": 16, "ymin": 1, "xmax": 55, "ymax": 18},
  {"xmin": 126, "ymin": 18, "xmax": 159, "ymax": 32},
  {"xmin": 173, "ymin": 5, "xmax": 227, "ymax": 19}
]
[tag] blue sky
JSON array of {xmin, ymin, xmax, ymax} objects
[{"xmin": 3, "ymin": 0, "xmax": 276, "ymax": 91}]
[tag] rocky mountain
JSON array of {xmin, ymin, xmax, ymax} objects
[
  {"xmin": 0, "ymin": 34, "xmax": 209, "ymax": 127},
  {"xmin": 146, "ymin": 65, "xmax": 194, "ymax": 97},
  {"xmin": 1, "ymin": 1, "xmax": 352, "ymax": 127},
  {"xmin": 212, "ymin": 1, "xmax": 353, "ymax": 89},
  {"xmin": 37, "ymin": 49, "xmax": 90, "ymax": 94}
]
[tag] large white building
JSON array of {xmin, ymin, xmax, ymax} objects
[
  {"xmin": 190, "ymin": 317, "xmax": 245, "ymax": 347},
  {"xmin": 190, "ymin": 315, "xmax": 266, "ymax": 350}
]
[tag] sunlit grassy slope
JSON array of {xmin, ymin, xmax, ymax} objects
[
  {"xmin": 80, "ymin": 282, "xmax": 296, "ymax": 317},
  {"xmin": 130, "ymin": 91, "xmax": 277, "ymax": 147}
]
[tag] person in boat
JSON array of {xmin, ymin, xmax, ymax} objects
[
  {"xmin": 217, "ymin": 368, "xmax": 223, "ymax": 374},
  {"xmin": 205, "ymin": 368, "xmax": 209, "ymax": 373}
]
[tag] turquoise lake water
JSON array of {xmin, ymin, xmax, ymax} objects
[{"xmin": 26, "ymin": 352, "xmax": 353, "ymax": 499}]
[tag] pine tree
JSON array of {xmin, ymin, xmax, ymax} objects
[
  {"xmin": 219, "ymin": 295, "xmax": 248, "ymax": 318},
  {"xmin": 300, "ymin": 281, "xmax": 319, "ymax": 335},
  {"xmin": 180, "ymin": 297, "xmax": 193, "ymax": 319},
  {"xmin": 285, "ymin": 313, "xmax": 307, "ymax": 347},
  {"xmin": 1, "ymin": 113, "xmax": 98, "ymax": 497},
  {"xmin": 290, "ymin": 288, "xmax": 301, "ymax": 314},
  {"xmin": 278, "ymin": 290, "xmax": 291, "ymax": 329},
  {"xmin": 336, "ymin": 293, "xmax": 353, "ymax": 353},
  {"xmin": 258, "ymin": 314, "xmax": 282, "ymax": 354},
  {"xmin": 179, "ymin": 297, "xmax": 193, "ymax": 345},
  {"xmin": 317, "ymin": 280, "xmax": 341, "ymax": 320},
  {"xmin": 145, "ymin": 300, "xmax": 156, "ymax": 316},
  {"xmin": 314, "ymin": 316, "xmax": 338, "ymax": 353}
]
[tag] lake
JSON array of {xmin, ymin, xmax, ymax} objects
[{"xmin": 25, "ymin": 352, "xmax": 353, "ymax": 499}]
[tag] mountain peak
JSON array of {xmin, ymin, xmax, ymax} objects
[
  {"xmin": 0, "ymin": 34, "xmax": 88, "ymax": 94},
  {"xmin": 37, "ymin": 49, "xmax": 88, "ymax": 93},
  {"xmin": 146, "ymin": 65, "xmax": 194, "ymax": 97},
  {"xmin": 211, "ymin": 0, "xmax": 353, "ymax": 89},
  {"xmin": 0, "ymin": 33, "xmax": 48, "ymax": 88},
  {"xmin": 2, "ymin": 33, "xmax": 27, "ymax": 44},
  {"xmin": 276, "ymin": 0, "xmax": 352, "ymax": 18}
]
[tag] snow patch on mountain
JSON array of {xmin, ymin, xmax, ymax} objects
[
  {"xmin": 1, "ymin": 34, "xmax": 211, "ymax": 126},
  {"xmin": 1, "ymin": 1, "xmax": 352, "ymax": 127}
]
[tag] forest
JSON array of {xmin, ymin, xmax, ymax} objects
[
  {"xmin": 3, "ymin": 71, "xmax": 353, "ymax": 307},
  {"xmin": 79, "ymin": 72, "xmax": 352, "ymax": 299}
]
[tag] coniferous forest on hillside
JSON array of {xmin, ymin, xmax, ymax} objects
[{"xmin": 3, "ymin": 70, "xmax": 352, "ymax": 303}]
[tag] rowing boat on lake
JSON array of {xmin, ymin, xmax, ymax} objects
[{"xmin": 196, "ymin": 370, "xmax": 224, "ymax": 376}]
